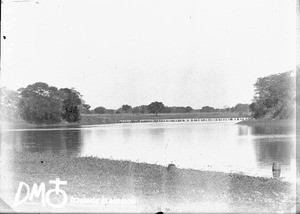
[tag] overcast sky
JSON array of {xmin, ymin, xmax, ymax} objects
[{"xmin": 1, "ymin": 0, "xmax": 296, "ymax": 109}]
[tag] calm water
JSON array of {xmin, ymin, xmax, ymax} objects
[{"xmin": 0, "ymin": 121, "xmax": 296, "ymax": 182}]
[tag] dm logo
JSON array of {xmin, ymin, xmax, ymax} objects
[{"xmin": 14, "ymin": 178, "xmax": 68, "ymax": 208}]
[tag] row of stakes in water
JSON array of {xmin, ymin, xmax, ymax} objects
[{"xmin": 118, "ymin": 117, "xmax": 250, "ymax": 123}]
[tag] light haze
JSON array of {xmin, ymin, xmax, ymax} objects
[{"xmin": 1, "ymin": 0, "xmax": 296, "ymax": 109}]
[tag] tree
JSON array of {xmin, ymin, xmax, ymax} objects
[
  {"xmin": 132, "ymin": 105, "xmax": 149, "ymax": 114},
  {"xmin": 185, "ymin": 106, "xmax": 193, "ymax": 113},
  {"xmin": 59, "ymin": 88, "xmax": 82, "ymax": 123},
  {"xmin": 121, "ymin": 104, "xmax": 132, "ymax": 113},
  {"xmin": 163, "ymin": 106, "xmax": 172, "ymax": 113},
  {"xmin": 250, "ymin": 71, "xmax": 295, "ymax": 119},
  {"xmin": 94, "ymin": 106, "xmax": 106, "ymax": 114},
  {"xmin": 80, "ymin": 104, "xmax": 91, "ymax": 114},
  {"xmin": 148, "ymin": 101, "xmax": 165, "ymax": 116},
  {"xmin": 233, "ymin": 103, "xmax": 249, "ymax": 115},
  {"xmin": 0, "ymin": 87, "xmax": 20, "ymax": 121},
  {"xmin": 105, "ymin": 109, "xmax": 116, "ymax": 114},
  {"xmin": 200, "ymin": 106, "xmax": 215, "ymax": 112},
  {"xmin": 18, "ymin": 82, "xmax": 63, "ymax": 124},
  {"xmin": 132, "ymin": 106, "xmax": 141, "ymax": 114}
]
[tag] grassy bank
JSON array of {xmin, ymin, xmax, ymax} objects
[
  {"xmin": 7, "ymin": 152, "xmax": 295, "ymax": 213},
  {"xmin": 1, "ymin": 112, "xmax": 250, "ymax": 129},
  {"xmin": 82, "ymin": 112, "xmax": 249, "ymax": 123}
]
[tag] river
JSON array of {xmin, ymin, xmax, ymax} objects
[{"xmin": 0, "ymin": 120, "xmax": 296, "ymax": 182}]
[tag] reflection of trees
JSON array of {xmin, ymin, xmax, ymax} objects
[
  {"xmin": 238, "ymin": 126, "xmax": 251, "ymax": 136},
  {"xmin": 251, "ymin": 124, "xmax": 294, "ymax": 135},
  {"xmin": 253, "ymin": 139, "xmax": 293, "ymax": 165},
  {"xmin": 13, "ymin": 129, "xmax": 82, "ymax": 156},
  {"xmin": 148, "ymin": 127, "xmax": 166, "ymax": 142}
]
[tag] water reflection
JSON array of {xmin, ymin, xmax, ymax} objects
[
  {"xmin": 0, "ymin": 121, "xmax": 295, "ymax": 181},
  {"xmin": 3, "ymin": 129, "xmax": 82, "ymax": 156},
  {"xmin": 254, "ymin": 140, "xmax": 294, "ymax": 164},
  {"xmin": 250, "ymin": 123, "xmax": 295, "ymax": 135}
]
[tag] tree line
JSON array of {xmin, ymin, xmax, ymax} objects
[
  {"xmin": 90, "ymin": 103, "xmax": 250, "ymax": 115},
  {"xmin": 0, "ymin": 82, "xmax": 86, "ymax": 124},
  {"xmin": 0, "ymin": 69, "xmax": 295, "ymax": 124},
  {"xmin": 0, "ymin": 82, "xmax": 250, "ymax": 125}
]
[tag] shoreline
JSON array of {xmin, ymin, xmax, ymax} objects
[
  {"xmin": 3, "ymin": 112, "xmax": 295, "ymax": 129},
  {"xmin": 1, "ymin": 117, "xmax": 293, "ymax": 130},
  {"xmin": 6, "ymin": 152, "xmax": 295, "ymax": 213},
  {"xmin": 1, "ymin": 112, "xmax": 251, "ymax": 129}
]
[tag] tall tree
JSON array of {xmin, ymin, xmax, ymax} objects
[
  {"xmin": 250, "ymin": 71, "xmax": 295, "ymax": 119},
  {"xmin": 185, "ymin": 106, "xmax": 193, "ymax": 113},
  {"xmin": 18, "ymin": 82, "xmax": 63, "ymax": 124},
  {"xmin": 59, "ymin": 88, "xmax": 82, "ymax": 122},
  {"xmin": 148, "ymin": 101, "xmax": 165, "ymax": 116}
]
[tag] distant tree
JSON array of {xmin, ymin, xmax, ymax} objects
[
  {"xmin": 105, "ymin": 109, "xmax": 116, "ymax": 114},
  {"xmin": 163, "ymin": 106, "xmax": 172, "ymax": 113},
  {"xmin": 94, "ymin": 106, "xmax": 106, "ymax": 114},
  {"xmin": 222, "ymin": 105, "xmax": 231, "ymax": 112},
  {"xmin": 250, "ymin": 71, "xmax": 295, "ymax": 119},
  {"xmin": 132, "ymin": 106, "xmax": 141, "ymax": 114},
  {"xmin": 132, "ymin": 105, "xmax": 149, "ymax": 114},
  {"xmin": 174, "ymin": 107, "xmax": 186, "ymax": 113},
  {"xmin": 200, "ymin": 106, "xmax": 215, "ymax": 112},
  {"xmin": 148, "ymin": 101, "xmax": 165, "ymax": 116},
  {"xmin": 140, "ymin": 105, "xmax": 149, "ymax": 114},
  {"xmin": 18, "ymin": 82, "xmax": 63, "ymax": 124},
  {"xmin": 185, "ymin": 106, "xmax": 193, "ymax": 113},
  {"xmin": 121, "ymin": 104, "xmax": 132, "ymax": 113},
  {"xmin": 80, "ymin": 104, "xmax": 91, "ymax": 114},
  {"xmin": 59, "ymin": 88, "xmax": 82, "ymax": 123},
  {"xmin": 233, "ymin": 103, "xmax": 249, "ymax": 115}
]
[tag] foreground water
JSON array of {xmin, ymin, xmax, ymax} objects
[{"xmin": 0, "ymin": 121, "xmax": 296, "ymax": 182}]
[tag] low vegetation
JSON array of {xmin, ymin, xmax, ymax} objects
[{"xmin": 10, "ymin": 152, "xmax": 295, "ymax": 212}]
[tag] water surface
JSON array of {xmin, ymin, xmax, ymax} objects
[{"xmin": 0, "ymin": 121, "xmax": 295, "ymax": 182}]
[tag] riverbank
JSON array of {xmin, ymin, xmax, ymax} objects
[
  {"xmin": 1, "ymin": 112, "xmax": 250, "ymax": 129},
  {"xmin": 7, "ymin": 152, "xmax": 295, "ymax": 213}
]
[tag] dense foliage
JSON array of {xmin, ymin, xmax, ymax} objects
[
  {"xmin": 17, "ymin": 82, "xmax": 63, "ymax": 124},
  {"xmin": 249, "ymin": 71, "xmax": 295, "ymax": 119},
  {"xmin": 59, "ymin": 88, "xmax": 82, "ymax": 122},
  {"xmin": 121, "ymin": 105, "xmax": 132, "ymax": 113},
  {"xmin": 89, "ymin": 102, "xmax": 249, "ymax": 115},
  {"xmin": 94, "ymin": 106, "xmax": 106, "ymax": 114},
  {"xmin": 10, "ymin": 82, "xmax": 85, "ymax": 124},
  {"xmin": 147, "ymin": 101, "xmax": 165, "ymax": 116}
]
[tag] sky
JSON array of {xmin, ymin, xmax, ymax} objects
[{"xmin": 1, "ymin": 0, "xmax": 297, "ymax": 109}]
